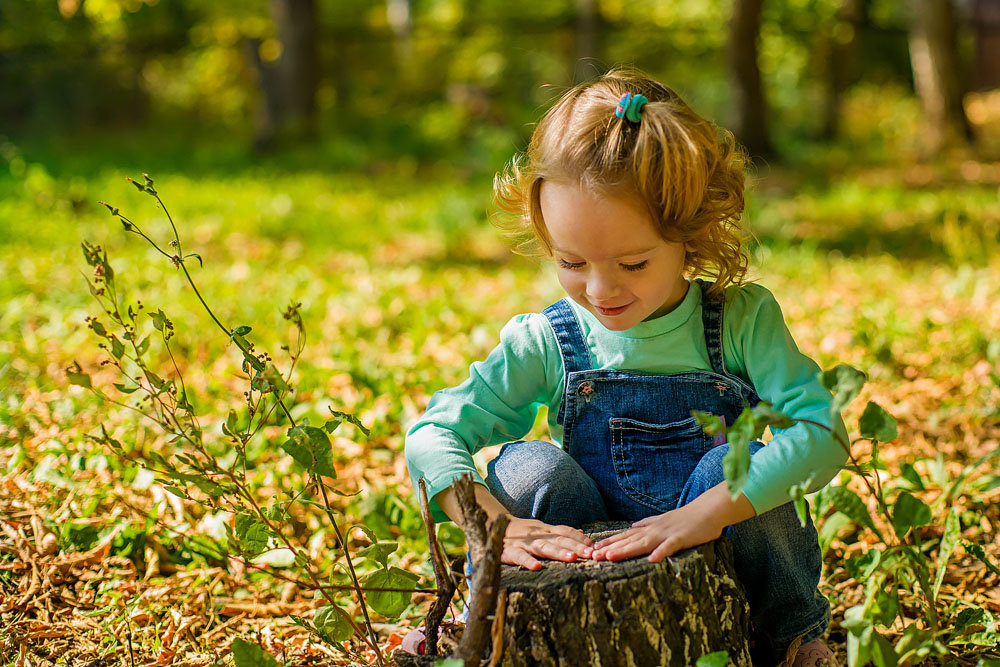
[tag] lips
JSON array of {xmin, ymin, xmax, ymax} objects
[{"xmin": 594, "ymin": 303, "xmax": 631, "ymax": 316}]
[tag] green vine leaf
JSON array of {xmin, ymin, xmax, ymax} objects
[
  {"xmin": 859, "ymin": 402, "xmax": 898, "ymax": 442},
  {"xmin": 821, "ymin": 363, "xmax": 867, "ymax": 415},
  {"xmin": 828, "ymin": 485, "xmax": 883, "ymax": 541},
  {"xmin": 231, "ymin": 638, "xmax": 281, "ymax": 667},
  {"xmin": 282, "ymin": 425, "xmax": 337, "ymax": 479},
  {"xmin": 314, "ymin": 604, "xmax": 354, "ymax": 642},
  {"xmin": 891, "ymin": 492, "xmax": 932, "ymax": 539},
  {"xmin": 362, "ymin": 568, "xmax": 419, "ymax": 618},
  {"xmin": 234, "ymin": 512, "xmax": 272, "ymax": 557}
]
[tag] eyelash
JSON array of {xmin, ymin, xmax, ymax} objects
[{"xmin": 558, "ymin": 259, "xmax": 648, "ymax": 272}]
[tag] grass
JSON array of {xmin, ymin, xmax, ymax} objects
[{"xmin": 1, "ymin": 108, "xmax": 1000, "ymax": 664}]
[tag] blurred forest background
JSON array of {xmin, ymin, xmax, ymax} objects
[
  {"xmin": 3, "ymin": 1, "xmax": 1000, "ymax": 665},
  {"xmin": 4, "ymin": 0, "xmax": 1000, "ymax": 161}
]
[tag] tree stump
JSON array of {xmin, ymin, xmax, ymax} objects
[
  {"xmin": 495, "ymin": 523, "xmax": 752, "ymax": 667},
  {"xmin": 394, "ymin": 522, "xmax": 752, "ymax": 667}
]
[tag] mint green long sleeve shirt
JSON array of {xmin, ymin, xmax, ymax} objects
[{"xmin": 405, "ymin": 280, "xmax": 848, "ymax": 522}]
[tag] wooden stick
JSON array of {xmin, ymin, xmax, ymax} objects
[
  {"xmin": 419, "ymin": 477, "xmax": 456, "ymax": 656},
  {"xmin": 452, "ymin": 474, "xmax": 509, "ymax": 667}
]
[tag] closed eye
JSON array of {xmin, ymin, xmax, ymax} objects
[
  {"xmin": 558, "ymin": 259, "xmax": 586, "ymax": 270},
  {"xmin": 621, "ymin": 261, "xmax": 648, "ymax": 272}
]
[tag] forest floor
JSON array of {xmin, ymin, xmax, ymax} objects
[{"xmin": 2, "ymin": 125, "xmax": 1000, "ymax": 666}]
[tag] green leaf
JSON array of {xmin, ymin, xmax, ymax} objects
[
  {"xmin": 843, "ymin": 548, "xmax": 882, "ymax": 582},
  {"xmin": 113, "ymin": 382, "xmax": 138, "ymax": 394},
  {"xmin": 859, "ymin": 402, "xmax": 898, "ymax": 442},
  {"xmin": 358, "ymin": 541, "xmax": 399, "ymax": 569},
  {"xmin": 898, "ymin": 462, "xmax": 926, "ymax": 491},
  {"xmin": 718, "ymin": 407, "xmax": 756, "ymax": 500},
  {"xmin": 828, "ymin": 485, "xmax": 882, "ymax": 540},
  {"xmin": 696, "ymin": 651, "xmax": 731, "ymax": 667},
  {"xmin": 234, "ymin": 513, "xmax": 271, "ymax": 557},
  {"xmin": 691, "ymin": 410, "xmax": 725, "ymax": 435},
  {"xmin": 871, "ymin": 632, "xmax": 899, "ymax": 667},
  {"xmin": 891, "ymin": 492, "xmax": 932, "ymax": 539},
  {"xmin": 109, "ymin": 335, "xmax": 125, "ymax": 360},
  {"xmin": 362, "ymin": 568, "xmax": 414, "ymax": 618},
  {"xmin": 144, "ymin": 369, "xmax": 164, "ymax": 391},
  {"xmin": 933, "ymin": 507, "xmax": 962, "ymax": 597},
  {"xmin": 282, "ymin": 425, "xmax": 337, "ymax": 478},
  {"xmin": 260, "ymin": 363, "xmax": 290, "ymax": 393},
  {"xmin": 847, "ymin": 626, "xmax": 874, "ymax": 667},
  {"xmin": 821, "ymin": 363, "xmax": 867, "ymax": 415},
  {"xmin": 66, "ymin": 362, "xmax": 91, "ymax": 389},
  {"xmin": 91, "ymin": 319, "xmax": 107, "ymax": 337},
  {"xmin": 434, "ymin": 661, "xmax": 464, "ymax": 667},
  {"xmin": 149, "ymin": 309, "xmax": 169, "ymax": 332},
  {"xmin": 965, "ymin": 542, "xmax": 1000, "ymax": 577},
  {"xmin": 314, "ymin": 604, "xmax": 354, "ymax": 642},
  {"xmin": 750, "ymin": 402, "xmax": 795, "ymax": 430},
  {"xmin": 721, "ymin": 437, "xmax": 751, "ymax": 501},
  {"xmin": 185, "ymin": 253, "xmax": 203, "ymax": 267},
  {"xmin": 135, "ymin": 336, "xmax": 150, "ymax": 357},
  {"xmin": 223, "ymin": 409, "xmax": 239, "ymax": 437},
  {"xmin": 328, "ymin": 408, "xmax": 370, "ymax": 437},
  {"xmin": 894, "ymin": 624, "xmax": 934, "ymax": 662},
  {"xmin": 231, "ymin": 638, "xmax": 281, "ymax": 667},
  {"xmin": 234, "ymin": 325, "xmax": 252, "ymax": 336},
  {"xmin": 787, "ymin": 473, "xmax": 816, "ymax": 528}
]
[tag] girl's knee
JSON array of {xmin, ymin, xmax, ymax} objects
[{"xmin": 485, "ymin": 440, "xmax": 606, "ymax": 524}]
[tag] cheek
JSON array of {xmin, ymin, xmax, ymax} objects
[{"xmin": 556, "ymin": 270, "xmax": 585, "ymax": 294}]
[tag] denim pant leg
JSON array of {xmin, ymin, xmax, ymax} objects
[
  {"xmin": 485, "ymin": 440, "xmax": 609, "ymax": 527},
  {"xmin": 678, "ymin": 442, "xmax": 830, "ymax": 663}
]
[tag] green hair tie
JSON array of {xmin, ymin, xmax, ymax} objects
[{"xmin": 615, "ymin": 93, "xmax": 648, "ymax": 123}]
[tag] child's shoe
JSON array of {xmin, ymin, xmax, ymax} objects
[
  {"xmin": 399, "ymin": 627, "xmax": 427, "ymax": 655},
  {"xmin": 792, "ymin": 639, "xmax": 839, "ymax": 667}
]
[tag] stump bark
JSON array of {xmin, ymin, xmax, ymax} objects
[
  {"xmin": 496, "ymin": 523, "xmax": 752, "ymax": 667},
  {"xmin": 394, "ymin": 521, "xmax": 753, "ymax": 667}
]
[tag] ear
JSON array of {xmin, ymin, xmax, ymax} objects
[{"xmin": 684, "ymin": 241, "xmax": 696, "ymax": 253}]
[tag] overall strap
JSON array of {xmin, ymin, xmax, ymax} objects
[
  {"xmin": 698, "ymin": 279, "xmax": 728, "ymax": 376},
  {"xmin": 541, "ymin": 298, "xmax": 594, "ymax": 376}
]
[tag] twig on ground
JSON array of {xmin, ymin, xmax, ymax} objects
[
  {"xmin": 452, "ymin": 474, "xmax": 509, "ymax": 667},
  {"xmin": 419, "ymin": 477, "xmax": 456, "ymax": 656}
]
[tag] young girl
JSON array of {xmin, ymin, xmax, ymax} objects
[{"xmin": 405, "ymin": 68, "xmax": 847, "ymax": 666}]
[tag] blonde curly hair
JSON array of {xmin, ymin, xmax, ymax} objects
[{"xmin": 493, "ymin": 67, "xmax": 752, "ymax": 294}]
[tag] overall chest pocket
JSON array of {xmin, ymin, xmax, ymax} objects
[{"xmin": 609, "ymin": 416, "xmax": 716, "ymax": 513}]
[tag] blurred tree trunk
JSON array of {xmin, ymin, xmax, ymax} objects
[
  {"xmin": 388, "ymin": 0, "xmax": 413, "ymax": 67},
  {"xmin": 574, "ymin": 0, "xmax": 601, "ymax": 83},
  {"xmin": 818, "ymin": 0, "xmax": 868, "ymax": 140},
  {"xmin": 249, "ymin": 0, "xmax": 319, "ymax": 150},
  {"xmin": 728, "ymin": 0, "xmax": 773, "ymax": 160},
  {"xmin": 973, "ymin": 0, "xmax": 1000, "ymax": 90},
  {"xmin": 907, "ymin": 0, "xmax": 974, "ymax": 151}
]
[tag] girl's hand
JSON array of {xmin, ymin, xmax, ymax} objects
[
  {"xmin": 590, "ymin": 484, "xmax": 755, "ymax": 563},
  {"xmin": 501, "ymin": 517, "xmax": 595, "ymax": 570},
  {"xmin": 589, "ymin": 504, "xmax": 723, "ymax": 563}
]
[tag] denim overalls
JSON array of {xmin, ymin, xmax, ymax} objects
[{"xmin": 485, "ymin": 280, "xmax": 831, "ymax": 662}]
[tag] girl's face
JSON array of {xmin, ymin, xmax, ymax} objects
[{"xmin": 539, "ymin": 181, "xmax": 689, "ymax": 332}]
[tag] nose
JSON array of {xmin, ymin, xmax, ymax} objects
[{"xmin": 585, "ymin": 269, "xmax": 620, "ymax": 302}]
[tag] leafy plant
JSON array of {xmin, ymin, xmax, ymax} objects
[
  {"xmin": 695, "ymin": 363, "xmax": 1000, "ymax": 665},
  {"xmin": 69, "ymin": 175, "xmax": 430, "ymax": 665}
]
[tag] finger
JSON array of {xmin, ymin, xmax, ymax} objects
[
  {"xmin": 631, "ymin": 517, "xmax": 652, "ymax": 527},
  {"xmin": 549, "ymin": 525, "xmax": 594, "ymax": 545},
  {"xmin": 648, "ymin": 537, "xmax": 682, "ymax": 563},
  {"xmin": 594, "ymin": 529, "xmax": 636, "ymax": 549},
  {"xmin": 529, "ymin": 540, "xmax": 579, "ymax": 562},
  {"xmin": 599, "ymin": 534, "xmax": 652, "ymax": 561},
  {"xmin": 506, "ymin": 547, "xmax": 542, "ymax": 571}
]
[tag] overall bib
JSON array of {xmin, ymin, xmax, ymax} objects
[
  {"xmin": 485, "ymin": 280, "xmax": 831, "ymax": 661},
  {"xmin": 544, "ymin": 279, "xmax": 758, "ymax": 519}
]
